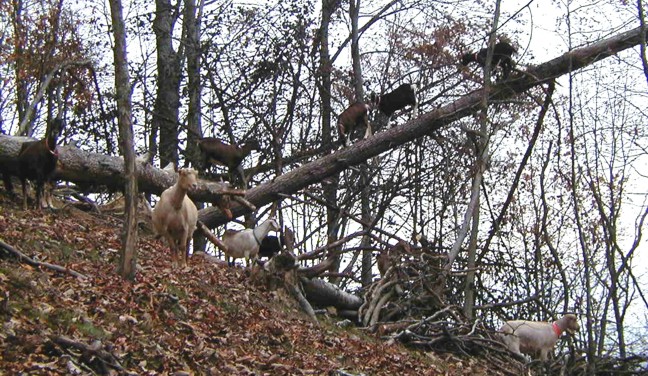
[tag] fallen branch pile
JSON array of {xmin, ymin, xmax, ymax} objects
[{"xmin": 358, "ymin": 241, "xmax": 525, "ymax": 375}]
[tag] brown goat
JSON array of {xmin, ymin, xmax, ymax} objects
[
  {"xmin": 197, "ymin": 137, "xmax": 260, "ymax": 187},
  {"xmin": 152, "ymin": 168, "xmax": 199, "ymax": 267},
  {"xmin": 17, "ymin": 117, "xmax": 64, "ymax": 209},
  {"xmin": 337, "ymin": 102, "xmax": 372, "ymax": 147},
  {"xmin": 377, "ymin": 240, "xmax": 412, "ymax": 277}
]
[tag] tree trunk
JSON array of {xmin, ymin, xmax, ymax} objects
[
  {"xmin": 319, "ymin": 0, "xmax": 342, "ymax": 283},
  {"xmin": 109, "ymin": 0, "xmax": 139, "ymax": 280},
  {"xmin": 463, "ymin": 0, "xmax": 500, "ymax": 320},
  {"xmin": 183, "ymin": 0, "xmax": 205, "ymax": 253},
  {"xmin": 11, "ymin": 0, "xmax": 30, "ymax": 135},
  {"xmin": 153, "ymin": 0, "xmax": 182, "ymax": 168},
  {"xmin": 349, "ymin": 0, "xmax": 374, "ymax": 287}
]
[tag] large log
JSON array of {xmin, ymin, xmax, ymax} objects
[
  {"xmin": 301, "ymin": 277, "xmax": 363, "ymax": 310},
  {"xmin": 197, "ymin": 26, "xmax": 648, "ymax": 227},
  {"xmin": 0, "ymin": 137, "xmax": 242, "ymax": 205}
]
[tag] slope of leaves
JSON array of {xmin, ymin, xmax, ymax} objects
[{"xmin": 0, "ymin": 191, "xmax": 504, "ymax": 375}]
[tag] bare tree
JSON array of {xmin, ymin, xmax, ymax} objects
[{"xmin": 109, "ymin": 0, "xmax": 139, "ymax": 280}]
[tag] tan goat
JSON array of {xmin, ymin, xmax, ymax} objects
[
  {"xmin": 500, "ymin": 314, "xmax": 580, "ymax": 360},
  {"xmin": 152, "ymin": 168, "xmax": 199, "ymax": 267}
]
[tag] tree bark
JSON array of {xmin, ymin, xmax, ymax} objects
[
  {"xmin": 198, "ymin": 25, "xmax": 648, "ymax": 228},
  {"xmin": 318, "ymin": 0, "xmax": 343, "ymax": 283},
  {"xmin": 462, "ymin": 0, "xmax": 501, "ymax": 319},
  {"xmin": 153, "ymin": 0, "xmax": 182, "ymax": 168},
  {"xmin": 348, "ymin": 0, "xmax": 374, "ymax": 287},
  {"xmin": 0, "ymin": 136, "xmax": 241, "ymax": 206},
  {"xmin": 109, "ymin": 0, "xmax": 139, "ymax": 280},
  {"xmin": 183, "ymin": 0, "xmax": 205, "ymax": 252},
  {"xmin": 10, "ymin": 0, "xmax": 29, "ymax": 135},
  {"xmin": 301, "ymin": 276, "xmax": 363, "ymax": 310}
]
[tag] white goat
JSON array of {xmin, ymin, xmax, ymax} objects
[
  {"xmin": 499, "ymin": 314, "xmax": 580, "ymax": 361},
  {"xmin": 152, "ymin": 168, "xmax": 199, "ymax": 267},
  {"xmin": 221, "ymin": 218, "xmax": 280, "ymax": 266}
]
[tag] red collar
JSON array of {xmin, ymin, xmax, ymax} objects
[{"xmin": 552, "ymin": 322, "xmax": 562, "ymax": 337}]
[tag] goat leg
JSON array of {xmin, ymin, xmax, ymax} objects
[
  {"xmin": 363, "ymin": 126, "xmax": 372, "ymax": 139},
  {"xmin": 21, "ymin": 179, "xmax": 28, "ymax": 210},
  {"xmin": 2, "ymin": 173, "xmax": 14, "ymax": 193},
  {"xmin": 36, "ymin": 182, "xmax": 46, "ymax": 210},
  {"xmin": 235, "ymin": 165, "xmax": 247, "ymax": 188}
]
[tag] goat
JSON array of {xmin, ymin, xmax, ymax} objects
[
  {"xmin": 370, "ymin": 83, "xmax": 418, "ymax": 120},
  {"xmin": 499, "ymin": 314, "xmax": 580, "ymax": 361},
  {"xmin": 337, "ymin": 102, "xmax": 372, "ymax": 147},
  {"xmin": 197, "ymin": 137, "xmax": 260, "ymax": 187},
  {"xmin": 377, "ymin": 240, "xmax": 411, "ymax": 278},
  {"xmin": 461, "ymin": 41, "xmax": 516, "ymax": 80},
  {"xmin": 221, "ymin": 218, "xmax": 280, "ymax": 266},
  {"xmin": 258, "ymin": 233, "xmax": 285, "ymax": 259},
  {"xmin": 152, "ymin": 168, "xmax": 199, "ymax": 267},
  {"xmin": 17, "ymin": 117, "xmax": 64, "ymax": 209}
]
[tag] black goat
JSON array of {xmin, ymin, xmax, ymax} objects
[
  {"xmin": 337, "ymin": 102, "xmax": 372, "ymax": 147},
  {"xmin": 461, "ymin": 41, "xmax": 516, "ymax": 80},
  {"xmin": 370, "ymin": 83, "xmax": 418, "ymax": 119},
  {"xmin": 258, "ymin": 234, "xmax": 285, "ymax": 259},
  {"xmin": 17, "ymin": 117, "xmax": 64, "ymax": 209}
]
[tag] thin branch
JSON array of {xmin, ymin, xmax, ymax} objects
[{"xmin": 0, "ymin": 239, "xmax": 87, "ymax": 279}]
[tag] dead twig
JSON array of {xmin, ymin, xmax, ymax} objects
[
  {"xmin": 0, "ymin": 239, "xmax": 87, "ymax": 279},
  {"xmin": 51, "ymin": 335, "xmax": 124, "ymax": 374}
]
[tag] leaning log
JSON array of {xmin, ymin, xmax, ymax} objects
[{"xmin": 196, "ymin": 25, "xmax": 648, "ymax": 228}]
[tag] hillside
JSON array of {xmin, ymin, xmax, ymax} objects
[{"xmin": 0, "ymin": 191, "xmax": 503, "ymax": 375}]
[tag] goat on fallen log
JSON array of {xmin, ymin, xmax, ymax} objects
[
  {"xmin": 461, "ymin": 41, "xmax": 517, "ymax": 80},
  {"xmin": 370, "ymin": 83, "xmax": 418, "ymax": 121},
  {"xmin": 337, "ymin": 102, "xmax": 372, "ymax": 147},
  {"xmin": 16, "ymin": 117, "xmax": 65, "ymax": 209},
  {"xmin": 197, "ymin": 137, "xmax": 260, "ymax": 187},
  {"xmin": 152, "ymin": 168, "xmax": 199, "ymax": 267}
]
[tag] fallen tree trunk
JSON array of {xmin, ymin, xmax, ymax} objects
[
  {"xmin": 301, "ymin": 277, "xmax": 363, "ymax": 311},
  {"xmin": 0, "ymin": 138, "xmax": 243, "ymax": 205}
]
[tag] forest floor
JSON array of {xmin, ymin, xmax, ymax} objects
[{"xmin": 0, "ymin": 190, "xmax": 506, "ymax": 375}]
